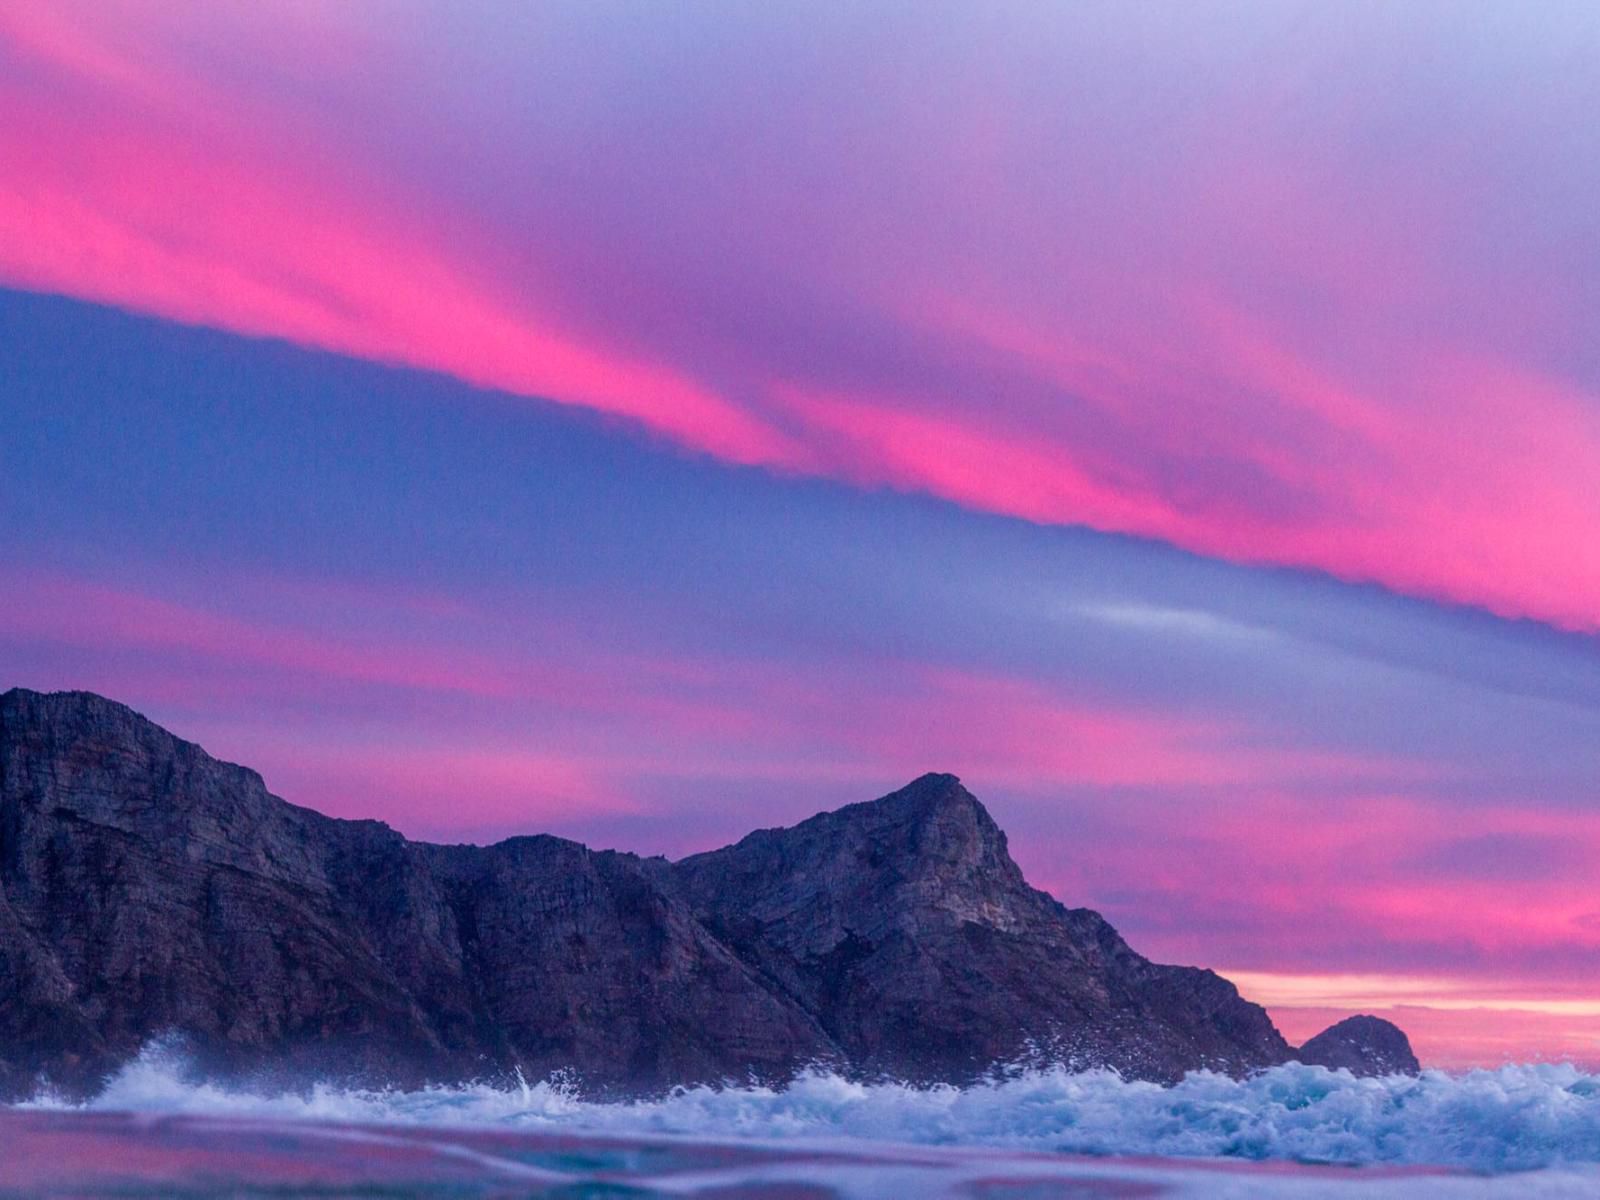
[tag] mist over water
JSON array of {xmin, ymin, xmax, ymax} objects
[{"xmin": 24, "ymin": 1046, "xmax": 1600, "ymax": 1175}]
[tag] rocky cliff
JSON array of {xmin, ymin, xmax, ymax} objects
[
  {"xmin": 671, "ymin": 777, "xmax": 1291, "ymax": 1081},
  {"xmin": 0, "ymin": 688, "xmax": 1403, "ymax": 1098}
]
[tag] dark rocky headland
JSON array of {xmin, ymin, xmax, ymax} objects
[
  {"xmin": 1297, "ymin": 1014, "xmax": 1421, "ymax": 1076},
  {"xmin": 0, "ymin": 688, "xmax": 1416, "ymax": 1100}
]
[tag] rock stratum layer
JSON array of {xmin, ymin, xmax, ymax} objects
[{"xmin": 0, "ymin": 688, "xmax": 1413, "ymax": 1098}]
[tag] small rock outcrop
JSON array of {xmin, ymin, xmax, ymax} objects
[
  {"xmin": 1297, "ymin": 1015, "xmax": 1420, "ymax": 1076},
  {"xmin": 0, "ymin": 688, "xmax": 1408, "ymax": 1098}
]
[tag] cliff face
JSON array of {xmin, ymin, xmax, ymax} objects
[
  {"xmin": 0, "ymin": 689, "xmax": 831, "ymax": 1096},
  {"xmin": 1, "ymin": 688, "xmax": 1366, "ymax": 1098}
]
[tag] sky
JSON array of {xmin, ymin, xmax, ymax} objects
[{"xmin": 1, "ymin": 0, "xmax": 1598, "ymax": 1069}]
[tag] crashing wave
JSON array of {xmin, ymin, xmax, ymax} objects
[{"xmin": 21, "ymin": 1046, "xmax": 1600, "ymax": 1174}]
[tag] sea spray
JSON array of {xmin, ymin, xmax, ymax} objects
[{"xmin": 22, "ymin": 1045, "xmax": 1600, "ymax": 1174}]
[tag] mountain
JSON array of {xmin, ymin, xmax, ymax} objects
[
  {"xmin": 0, "ymin": 688, "xmax": 1402, "ymax": 1098},
  {"xmin": 670, "ymin": 776, "xmax": 1290, "ymax": 1081}
]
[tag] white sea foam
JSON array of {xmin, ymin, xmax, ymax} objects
[{"xmin": 24, "ymin": 1048, "xmax": 1600, "ymax": 1174}]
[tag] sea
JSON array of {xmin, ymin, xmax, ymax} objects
[{"xmin": 6, "ymin": 1048, "xmax": 1600, "ymax": 1197}]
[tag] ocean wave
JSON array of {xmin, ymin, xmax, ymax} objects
[{"xmin": 23, "ymin": 1048, "xmax": 1600, "ymax": 1174}]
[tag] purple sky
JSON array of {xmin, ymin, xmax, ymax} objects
[{"xmin": 2, "ymin": 2, "xmax": 1599, "ymax": 1067}]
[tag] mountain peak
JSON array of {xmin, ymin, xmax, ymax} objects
[
  {"xmin": 802, "ymin": 771, "xmax": 995, "ymax": 833},
  {"xmin": 688, "ymin": 772, "xmax": 1014, "ymax": 887},
  {"xmin": 890, "ymin": 770, "xmax": 965, "ymax": 797},
  {"xmin": 854, "ymin": 771, "xmax": 983, "ymax": 822}
]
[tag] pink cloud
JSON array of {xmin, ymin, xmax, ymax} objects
[
  {"xmin": 250, "ymin": 741, "xmax": 632, "ymax": 837},
  {"xmin": 1022, "ymin": 790, "xmax": 1600, "ymax": 986},
  {"xmin": 1237, "ymin": 972, "xmax": 1600, "ymax": 1069},
  {"xmin": 806, "ymin": 665, "xmax": 1429, "ymax": 795},
  {"xmin": 3, "ymin": 5, "xmax": 1598, "ymax": 632},
  {"xmin": 0, "ymin": 8, "xmax": 801, "ymax": 469},
  {"xmin": 0, "ymin": 573, "xmax": 528, "ymax": 697}
]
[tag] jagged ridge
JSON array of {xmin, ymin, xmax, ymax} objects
[{"xmin": 0, "ymin": 688, "xmax": 1409, "ymax": 1098}]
